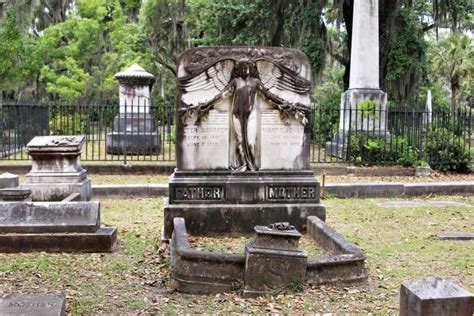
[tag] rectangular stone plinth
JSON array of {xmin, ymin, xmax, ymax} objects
[
  {"xmin": 400, "ymin": 277, "xmax": 474, "ymax": 316},
  {"xmin": 0, "ymin": 188, "xmax": 31, "ymax": 202},
  {"xmin": 0, "ymin": 294, "xmax": 66, "ymax": 316},
  {"xmin": 0, "ymin": 202, "xmax": 100, "ymax": 233},
  {"xmin": 25, "ymin": 179, "xmax": 91, "ymax": 201},
  {"xmin": 106, "ymin": 132, "xmax": 161, "ymax": 155},
  {"xmin": 164, "ymin": 201, "xmax": 325, "ymax": 239},
  {"xmin": 0, "ymin": 227, "xmax": 117, "ymax": 252},
  {"xmin": 244, "ymin": 243, "xmax": 307, "ymax": 297}
]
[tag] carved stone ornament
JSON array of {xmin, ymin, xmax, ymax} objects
[
  {"xmin": 268, "ymin": 222, "xmax": 296, "ymax": 231},
  {"xmin": 177, "ymin": 47, "xmax": 312, "ymax": 172}
]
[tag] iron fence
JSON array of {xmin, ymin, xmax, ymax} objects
[{"xmin": 1, "ymin": 99, "xmax": 472, "ymax": 167}]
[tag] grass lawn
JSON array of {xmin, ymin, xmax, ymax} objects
[{"xmin": 0, "ymin": 196, "xmax": 472, "ymax": 314}]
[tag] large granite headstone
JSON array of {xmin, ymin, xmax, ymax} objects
[
  {"xmin": 400, "ymin": 277, "xmax": 474, "ymax": 316},
  {"xmin": 24, "ymin": 136, "xmax": 91, "ymax": 201},
  {"xmin": 326, "ymin": 0, "xmax": 389, "ymax": 158},
  {"xmin": 163, "ymin": 47, "xmax": 326, "ymax": 238},
  {"xmin": 106, "ymin": 64, "xmax": 161, "ymax": 155},
  {"xmin": 0, "ymin": 294, "xmax": 66, "ymax": 316}
]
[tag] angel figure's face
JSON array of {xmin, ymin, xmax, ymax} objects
[{"xmin": 234, "ymin": 60, "xmax": 258, "ymax": 79}]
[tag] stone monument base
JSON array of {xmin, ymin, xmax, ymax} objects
[
  {"xmin": 0, "ymin": 202, "xmax": 117, "ymax": 252},
  {"xmin": 106, "ymin": 132, "xmax": 160, "ymax": 155},
  {"xmin": 25, "ymin": 178, "xmax": 91, "ymax": 201},
  {"xmin": 163, "ymin": 170, "xmax": 326, "ymax": 238},
  {"xmin": 106, "ymin": 113, "xmax": 161, "ymax": 154},
  {"xmin": 326, "ymin": 88, "xmax": 389, "ymax": 159}
]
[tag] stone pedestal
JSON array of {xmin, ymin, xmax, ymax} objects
[
  {"xmin": 244, "ymin": 223, "xmax": 307, "ymax": 297},
  {"xmin": 106, "ymin": 113, "xmax": 160, "ymax": 154},
  {"xmin": 0, "ymin": 173, "xmax": 19, "ymax": 189},
  {"xmin": 326, "ymin": 89, "xmax": 389, "ymax": 158},
  {"xmin": 106, "ymin": 64, "xmax": 161, "ymax": 155},
  {"xmin": 24, "ymin": 136, "xmax": 91, "ymax": 201},
  {"xmin": 400, "ymin": 277, "xmax": 474, "ymax": 316}
]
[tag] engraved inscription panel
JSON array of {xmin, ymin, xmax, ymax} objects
[
  {"xmin": 260, "ymin": 110, "xmax": 305, "ymax": 170},
  {"xmin": 181, "ymin": 108, "xmax": 229, "ymax": 170},
  {"xmin": 266, "ymin": 185, "xmax": 317, "ymax": 201},
  {"xmin": 174, "ymin": 186, "xmax": 224, "ymax": 201}
]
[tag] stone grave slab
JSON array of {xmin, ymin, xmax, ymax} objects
[
  {"xmin": 379, "ymin": 201, "xmax": 472, "ymax": 208},
  {"xmin": 437, "ymin": 232, "xmax": 474, "ymax": 240},
  {"xmin": 0, "ymin": 294, "xmax": 66, "ymax": 316},
  {"xmin": 400, "ymin": 277, "xmax": 474, "ymax": 316},
  {"xmin": 0, "ymin": 202, "xmax": 116, "ymax": 252},
  {"xmin": 164, "ymin": 46, "xmax": 325, "ymax": 238}
]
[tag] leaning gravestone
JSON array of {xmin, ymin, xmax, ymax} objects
[
  {"xmin": 163, "ymin": 47, "xmax": 325, "ymax": 238},
  {"xmin": 0, "ymin": 294, "xmax": 66, "ymax": 316},
  {"xmin": 24, "ymin": 136, "xmax": 91, "ymax": 201}
]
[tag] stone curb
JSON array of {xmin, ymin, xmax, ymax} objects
[{"xmin": 91, "ymin": 182, "xmax": 474, "ymax": 199}]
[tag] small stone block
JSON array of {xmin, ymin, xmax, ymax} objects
[
  {"xmin": 0, "ymin": 188, "xmax": 32, "ymax": 201},
  {"xmin": 437, "ymin": 232, "xmax": 474, "ymax": 241},
  {"xmin": 0, "ymin": 293, "xmax": 66, "ymax": 316},
  {"xmin": 400, "ymin": 277, "xmax": 474, "ymax": 316},
  {"xmin": 0, "ymin": 173, "xmax": 19, "ymax": 189}
]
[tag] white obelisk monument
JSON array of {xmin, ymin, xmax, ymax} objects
[{"xmin": 326, "ymin": 0, "xmax": 388, "ymax": 157}]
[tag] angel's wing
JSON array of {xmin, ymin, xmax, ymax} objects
[
  {"xmin": 256, "ymin": 59, "xmax": 311, "ymax": 107},
  {"xmin": 178, "ymin": 59, "xmax": 235, "ymax": 107}
]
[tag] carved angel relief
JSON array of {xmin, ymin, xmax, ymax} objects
[{"xmin": 178, "ymin": 56, "xmax": 311, "ymax": 172}]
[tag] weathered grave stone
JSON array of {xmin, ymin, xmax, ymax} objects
[
  {"xmin": 0, "ymin": 173, "xmax": 19, "ymax": 189},
  {"xmin": 0, "ymin": 294, "xmax": 66, "ymax": 316},
  {"xmin": 437, "ymin": 232, "xmax": 474, "ymax": 240},
  {"xmin": 0, "ymin": 202, "xmax": 117, "ymax": 252},
  {"xmin": 24, "ymin": 136, "xmax": 91, "ymax": 201},
  {"xmin": 0, "ymin": 173, "xmax": 31, "ymax": 202},
  {"xmin": 244, "ymin": 222, "xmax": 307, "ymax": 297},
  {"xmin": 326, "ymin": 0, "xmax": 389, "ymax": 158},
  {"xmin": 163, "ymin": 47, "xmax": 326, "ymax": 238},
  {"xmin": 106, "ymin": 64, "xmax": 160, "ymax": 155},
  {"xmin": 400, "ymin": 277, "xmax": 474, "ymax": 316}
]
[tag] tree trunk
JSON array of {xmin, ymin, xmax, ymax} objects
[{"xmin": 451, "ymin": 83, "xmax": 457, "ymax": 115}]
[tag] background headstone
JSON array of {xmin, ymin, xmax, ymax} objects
[{"xmin": 106, "ymin": 64, "xmax": 161, "ymax": 155}]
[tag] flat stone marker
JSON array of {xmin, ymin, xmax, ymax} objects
[
  {"xmin": 0, "ymin": 294, "xmax": 66, "ymax": 316},
  {"xmin": 400, "ymin": 277, "xmax": 474, "ymax": 316},
  {"xmin": 437, "ymin": 232, "xmax": 474, "ymax": 241},
  {"xmin": 0, "ymin": 173, "xmax": 19, "ymax": 189},
  {"xmin": 379, "ymin": 201, "xmax": 472, "ymax": 208}
]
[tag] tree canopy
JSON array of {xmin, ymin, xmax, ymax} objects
[{"xmin": 0, "ymin": 0, "xmax": 472, "ymax": 110}]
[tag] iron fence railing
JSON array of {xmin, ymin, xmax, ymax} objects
[{"xmin": 1, "ymin": 99, "xmax": 472, "ymax": 166}]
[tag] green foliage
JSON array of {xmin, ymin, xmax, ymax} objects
[
  {"xmin": 49, "ymin": 114, "xmax": 87, "ymax": 135},
  {"xmin": 313, "ymin": 91, "xmax": 340, "ymax": 146},
  {"xmin": 385, "ymin": 8, "xmax": 428, "ymax": 105},
  {"xmin": 358, "ymin": 99, "xmax": 377, "ymax": 117},
  {"xmin": 425, "ymin": 128, "xmax": 470, "ymax": 172},
  {"xmin": 348, "ymin": 134, "xmax": 421, "ymax": 167}
]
